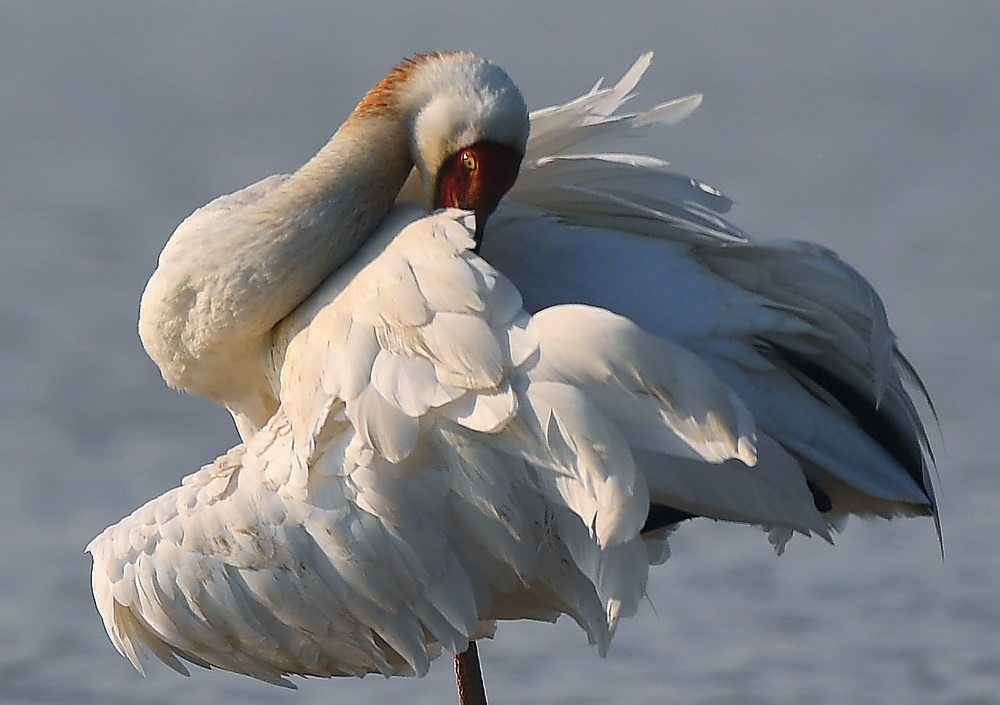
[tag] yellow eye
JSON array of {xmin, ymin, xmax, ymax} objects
[{"xmin": 461, "ymin": 151, "xmax": 477, "ymax": 171}]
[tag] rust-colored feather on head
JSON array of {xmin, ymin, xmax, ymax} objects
[
  {"xmin": 351, "ymin": 54, "xmax": 429, "ymax": 120},
  {"xmin": 351, "ymin": 52, "xmax": 465, "ymax": 121},
  {"xmin": 346, "ymin": 52, "xmax": 529, "ymax": 217}
]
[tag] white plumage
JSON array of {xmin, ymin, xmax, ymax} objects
[{"xmin": 88, "ymin": 52, "xmax": 936, "ymax": 692}]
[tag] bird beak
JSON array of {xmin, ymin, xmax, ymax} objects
[
  {"xmin": 473, "ymin": 209, "xmax": 489, "ymax": 253},
  {"xmin": 433, "ymin": 142, "xmax": 523, "ymax": 254}
]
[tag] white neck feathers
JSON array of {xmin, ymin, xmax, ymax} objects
[{"xmin": 137, "ymin": 52, "xmax": 528, "ymax": 428}]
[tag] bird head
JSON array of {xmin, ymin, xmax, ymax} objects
[{"xmin": 404, "ymin": 53, "xmax": 529, "ymax": 245}]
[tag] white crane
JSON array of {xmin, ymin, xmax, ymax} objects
[{"xmin": 88, "ymin": 52, "xmax": 937, "ymax": 705}]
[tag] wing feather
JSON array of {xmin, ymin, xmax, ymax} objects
[
  {"xmin": 94, "ymin": 208, "xmax": 836, "ymax": 684},
  {"xmin": 491, "ymin": 54, "xmax": 936, "ymax": 534}
]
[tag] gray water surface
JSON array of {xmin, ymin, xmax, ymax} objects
[{"xmin": 2, "ymin": 3, "xmax": 997, "ymax": 704}]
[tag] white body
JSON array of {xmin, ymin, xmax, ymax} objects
[{"xmin": 88, "ymin": 54, "xmax": 935, "ymax": 687}]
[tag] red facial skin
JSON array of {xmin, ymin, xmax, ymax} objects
[{"xmin": 434, "ymin": 141, "xmax": 524, "ymax": 251}]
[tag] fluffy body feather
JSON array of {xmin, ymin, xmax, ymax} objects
[
  {"xmin": 90, "ymin": 209, "xmax": 759, "ymax": 684},
  {"xmin": 488, "ymin": 54, "xmax": 935, "ymax": 535},
  {"xmin": 89, "ymin": 53, "xmax": 936, "ymax": 687}
]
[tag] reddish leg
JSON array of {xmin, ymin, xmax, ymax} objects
[{"xmin": 454, "ymin": 642, "xmax": 488, "ymax": 705}]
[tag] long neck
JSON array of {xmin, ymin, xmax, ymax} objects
[
  {"xmin": 231, "ymin": 115, "xmax": 413, "ymax": 338},
  {"xmin": 138, "ymin": 111, "xmax": 414, "ymax": 421}
]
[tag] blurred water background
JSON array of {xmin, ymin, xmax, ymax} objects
[{"xmin": 1, "ymin": 3, "xmax": 997, "ymax": 704}]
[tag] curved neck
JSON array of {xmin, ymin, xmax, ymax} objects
[
  {"xmin": 139, "ymin": 111, "xmax": 414, "ymax": 425},
  {"xmin": 138, "ymin": 52, "xmax": 529, "ymax": 434},
  {"xmin": 238, "ymin": 115, "xmax": 413, "ymax": 335}
]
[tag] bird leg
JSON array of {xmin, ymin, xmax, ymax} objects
[{"xmin": 454, "ymin": 642, "xmax": 488, "ymax": 705}]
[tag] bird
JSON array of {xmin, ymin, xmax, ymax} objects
[{"xmin": 87, "ymin": 52, "xmax": 937, "ymax": 705}]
